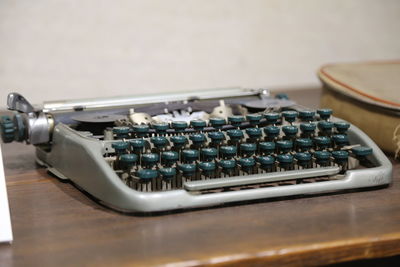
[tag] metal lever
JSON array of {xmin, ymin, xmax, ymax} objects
[{"xmin": 7, "ymin": 92, "xmax": 35, "ymax": 113}]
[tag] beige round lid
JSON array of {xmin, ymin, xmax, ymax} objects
[{"xmin": 318, "ymin": 61, "xmax": 400, "ymax": 111}]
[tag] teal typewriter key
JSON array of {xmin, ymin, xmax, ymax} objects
[
  {"xmin": 189, "ymin": 133, "xmax": 206, "ymax": 148},
  {"xmin": 282, "ymin": 125, "xmax": 298, "ymax": 139},
  {"xmin": 182, "ymin": 149, "xmax": 199, "ymax": 163},
  {"xmin": 296, "ymin": 138, "xmax": 313, "ymax": 151},
  {"xmin": 198, "ymin": 161, "xmax": 216, "ymax": 177},
  {"xmin": 257, "ymin": 155, "xmax": 275, "ymax": 171},
  {"xmin": 228, "ymin": 115, "xmax": 245, "ymax": 128},
  {"xmin": 170, "ymin": 135, "xmax": 187, "ymax": 149},
  {"xmin": 314, "ymin": 136, "xmax": 331, "ymax": 150},
  {"xmin": 159, "ymin": 167, "xmax": 176, "ymax": 180},
  {"xmin": 332, "ymin": 134, "xmax": 349, "ymax": 147},
  {"xmin": 136, "ymin": 169, "xmax": 158, "ymax": 191},
  {"xmin": 178, "ymin": 163, "xmax": 196, "ymax": 178},
  {"xmin": 141, "ymin": 153, "xmax": 160, "ymax": 168},
  {"xmin": 264, "ymin": 112, "xmax": 280, "ymax": 125},
  {"xmin": 208, "ymin": 131, "xmax": 225, "ymax": 146},
  {"xmin": 281, "ymin": 110, "xmax": 298, "ymax": 124},
  {"xmin": 332, "ymin": 150, "xmax": 349, "ymax": 168},
  {"xmin": 317, "ymin": 108, "xmax": 333, "ymax": 120},
  {"xmin": 275, "ymin": 93, "xmax": 289, "ymax": 100},
  {"xmin": 171, "ymin": 121, "xmax": 188, "ymax": 133},
  {"xmin": 201, "ymin": 148, "xmax": 218, "ymax": 161},
  {"xmin": 240, "ymin": 143, "xmax": 257, "ymax": 157},
  {"xmin": 161, "ymin": 151, "xmax": 179, "ymax": 166},
  {"xmin": 264, "ymin": 126, "xmax": 280, "ymax": 140},
  {"xmin": 129, "ymin": 139, "xmax": 145, "ymax": 154},
  {"xmin": 314, "ymin": 151, "xmax": 331, "ymax": 166},
  {"xmin": 151, "ymin": 136, "xmax": 168, "ymax": 149},
  {"xmin": 133, "ymin": 124, "xmax": 149, "ymax": 138},
  {"xmin": 209, "ymin": 117, "xmax": 225, "ymax": 130},
  {"xmin": 246, "ymin": 127, "xmax": 262, "ymax": 139},
  {"xmin": 190, "ymin": 119, "xmax": 207, "ymax": 132},
  {"xmin": 276, "ymin": 140, "xmax": 293, "ymax": 154},
  {"xmin": 227, "ymin": 129, "xmax": 244, "ymax": 143},
  {"xmin": 317, "ymin": 121, "xmax": 333, "ymax": 135},
  {"xmin": 113, "ymin": 126, "xmax": 130, "ymax": 139},
  {"xmin": 352, "ymin": 146, "xmax": 373, "ymax": 157},
  {"xmin": 294, "ymin": 152, "xmax": 312, "ymax": 168},
  {"xmin": 300, "ymin": 123, "xmax": 316, "ymax": 136},
  {"xmin": 259, "ymin": 142, "xmax": 275, "ymax": 155},
  {"xmin": 151, "ymin": 122, "xmax": 169, "ymax": 135},
  {"xmin": 119, "ymin": 153, "xmax": 138, "ymax": 171},
  {"xmin": 219, "ymin": 159, "xmax": 236, "ymax": 176},
  {"xmin": 334, "ymin": 122, "xmax": 350, "ymax": 134},
  {"xmin": 220, "ymin": 146, "xmax": 237, "ymax": 159},
  {"xmin": 277, "ymin": 154, "xmax": 294, "ymax": 170},
  {"xmin": 298, "ymin": 110, "xmax": 315, "ymax": 121},
  {"xmin": 246, "ymin": 114, "xmax": 262, "ymax": 127},
  {"xmin": 238, "ymin": 157, "xmax": 256, "ymax": 174},
  {"xmin": 112, "ymin": 141, "xmax": 128, "ymax": 155}
]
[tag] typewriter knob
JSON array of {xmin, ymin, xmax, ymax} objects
[
  {"xmin": 171, "ymin": 121, "xmax": 188, "ymax": 133},
  {"xmin": 159, "ymin": 167, "xmax": 176, "ymax": 180},
  {"xmin": 281, "ymin": 110, "xmax": 298, "ymax": 124},
  {"xmin": 282, "ymin": 125, "xmax": 298, "ymax": 138},
  {"xmin": 264, "ymin": 112, "xmax": 280, "ymax": 125},
  {"xmin": 332, "ymin": 150, "xmax": 349, "ymax": 166},
  {"xmin": 296, "ymin": 138, "xmax": 313, "ymax": 151},
  {"xmin": 190, "ymin": 119, "xmax": 207, "ymax": 132},
  {"xmin": 198, "ymin": 161, "xmax": 216, "ymax": 176},
  {"xmin": 277, "ymin": 154, "xmax": 294, "ymax": 169},
  {"xmin": 300, "ymin": 123, "xmax": 316, "ymax": 135},
  {"xmin": 152, "ymin": 122, "xmax": 169, "ymax": 135},
  {"xmin": 182, "ymin": 149, "xmax": 199, "ymax": 163},
  {"xmin": 246, "ymin": 128, "xmax": 262, "ymax": 139},
  {"xmin": 352, "ymin": 146, "xmax": 373, "ymax": 157},
  {"xmin": 276, "ymin": 140, "xmax": 293, "ymax": 154},
  {"xmin": 119, "ymin": 154, "xmax": 138, "ymax": 170},
  {"xmin": 208, "ymin": 131, "xmax": 225, "ymax": 145},
  {"xmin": 137, "ymin": 169, "xmax": 158, "ymax": 180},
  {"xmin": 240, "ymin": 143, "xmax": 257, "ymax": 156},
  {"xmin": 314, "ymin": 136, "xmax": 331, "ymax": 150},
  {"xmin": 298, "ymin": 110, "xmax": 315, "ymax": 121},
  {"xmin": 228, "ymin": 115, "xmax": 245, "ymax": 128},
  {"xmin": 246, "ymin": 114, "xmax": 262, "ymax": 127},
  {"xmin": 257, "ymin": 155, "xmax": 275, "ymax": 169},
  {"xmin": 314, "ymin": 151, "xmax": 331, "ymax": 166},
  {"xmin": 112, "ymin": 142, "xmax": 129, "ymax": 154},
  {"xmin": 209, "ymin": 117, "xmax": 225, "ymax": 130},
  {"xmin": 0, "ymin": 115, "xmax": 16, "ymax": 143},
  {"xmin": 332, "ymin": 134, "xmax": 349, "ymax": 147},
  {"xmin": 133, "ymin": 125, "xmax": 149, "ymax": 138},
  {"xmin": 201, "ymin": 148, "xmax": 218, "ymax": 161},
  {"xmin": 295, "ymin": 152, "xmax": 312, "ymax": 167},
  {"xmin": 334, "ymin": 122, "xmax": 350, "ymax": 134},
  {"xmin": 317, "ymin": 108, "xmax": 333, "ymax": 120},
  {"xmin": 259, "ymin": 142, "xmax": 275, "ymax": 154},
  {"xmin": 141, "ymin": 153, "xmax": 160, "ymax": 168},
  {"xmin": 264, "ymin": 126, "xmax": 280, "ymax": 139},
  {"xmin": 220, "ymin": 146, "xmax": 237, "ymax": 159},
  {"xmin": 151, "ymin": 136, "xmax": 168, "ymax": 148}
]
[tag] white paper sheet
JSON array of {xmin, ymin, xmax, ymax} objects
[{"xmin": 0, "ymin": 145, "xmax": 13, "ymax": 243}]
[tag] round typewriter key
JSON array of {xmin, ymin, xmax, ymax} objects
[
  {"xmin": 281, "ymin": 110, "xmax": 298, "ymax": 124},
  {"xmin": 282, "ymin": 125, "xmax": 298, "ymax": 138},
  {"xmin": 295, "ymin": 152, "xmax": 312, "ymax": 168},
  {"xmin": 189, "ymin": 133, "xmax": 206, "ymax": 145},
  {"xmin": 332, "ymin": 150, "xmax": 349, "ymax": 166},
  {"xmin": 220, "ymin": 146, "xmax": 237, "ymax": 159},
  {"xmin": 113, "ymin": 126, "xmax": 130, "ymax": 139},
  {"xmin": 119, "ymin": 154, "xmax": 138, "ymax": 171},
  {"xmin": 198, "ymin": 161, "xmax": 216, "ymax": 177},
  {"xmin": 159, "ymin": 167, "xmax": 176, "ymax": 180},
  {"xmin": 171, "ymin": 121, "xmax": 188, "ymax": 133},
  {"xmin": 246, "ymin": 114, "xmax": 262, "ymax": 126},
  {"xmin": 314, "ymin": 151, "xmax": 331, "ymax": 166},
  {"xmin": 170, "ymin": 135, "xmax": 187, "ymax": 149},
  {"xmin": 151, "ymin": 136, "xmax": 168, "ymax": 148},
  {"xmin": 277, "ymin": 154, "xmax": 293, "ymax": 169},
  {"xmin": 228, "ymin": 115, "xmax": 245, "ymax": 128},
  {"xmin": 257, "ymin": 155, "xmax": 275, "ymax": 170},
  {"xmin": 238, "ymin": 157, "xmax": 256, "ymax": 173},
  {"xmin": 151, "ymin": 122, "xmax": 169, "ymax": 135},
  {"xmin": 317, "ymin": 121, "xmax": 333, "ymax": 134},
  {"xmin": 264, "ymin": 126, "xmax": 280, "ymax": 140},
  {"xmin": 182, "ymin": 149, "xmax": 199, "ymax": 163},
  {"xmin": 314, "ymin": 136, "xmax": 331, "ymax": 150},
  {"xmin": 300, "ymin": 123, "xmax": 316, "ymax": 136},
  {"xmin": 178, "ymin": 163, "xmax": 196, "ymax": 177},
  {"xmin": 209, "ymin": 117, "xmax": 225, "ymax": 129},
  {"xmin": 276, "ymin": 140, "xmax": 293, "ymax": 154},
  {"xmin": 296, "ymin": 138, "xmax": 313, "ymax": 151},
  {"xmin": 161, "ymin": 151, "xmax": 179, "ymax": 166},
  {"xmin": 334, "ymin": 122, "xmax": 350, "ymax": 134},
  {"xmin": 240, "ymin": 143, "xmax": 257, "ymax": 156},
  {"xmin": 137, "ymin": 169, "xmax": 158, "ymax": 187},
  {"xmin": 112, "ymin": 142, "xmax": 128, "ymax": 154},
  {"xmin": 133, "ymin": 124, "xmax": 149, "ymax": 138},
  {"xmin": 264, "ymin": 112, "xmax": 280, "ymax": 125},
  {"xmin": 201, "ymin": 148, "xmax": 217, "ymax": 161},
  {"xmin": 317, "ymin": 108, "xmax": 333, "ymax": 120},
  {"xmin": 219, "ymin": 159, "xmax": 236, "ymax": 175},
  {"xmin": 332, "ymin": 134, "xmax": 349, "ymax": 147},
  {"xmin": 227, "ymin": 129, "xmax": 244, "ymax": 144},
  {"xmin": 259, "ymin": 142, "xmax": 275, "ymax": 154},
  {"xmin": 352, "ymin": 146, "xmax": 373, "ymax": 157},
  {"xmin": 298, "ymin": 110, "xmax": 315, "ymax": 121},
  {"xmin": 208, "ymin": 131, "xmax": 225, "ymax": 145},
  {"xmin": 141, "ymin": 153, "xmax": 159, "ymax": 168},
  {"xmin": 190, "ymin": 119, "xmax": 207, "ymax": 131},
  {"xmin": 246, "ymin": 127, "xmax": 262, "ymax": 139}
]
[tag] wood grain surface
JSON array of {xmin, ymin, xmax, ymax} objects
[{"xmin": 0, "ymin": 88, "xmax": 399, "ymax": 266}]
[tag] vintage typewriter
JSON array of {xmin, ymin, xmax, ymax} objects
[{"xmin": 0, "ymin": 88, "xmax": 392, "ymax": 212}]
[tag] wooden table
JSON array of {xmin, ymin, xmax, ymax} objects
[{"xmin": 0, "ymin": 89, "xmax": 399, "ymax": 266}]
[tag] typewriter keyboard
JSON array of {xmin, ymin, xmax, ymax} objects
[{"xmin": 103, "ymin": 109, "xmax": 374, "ymax": 192}]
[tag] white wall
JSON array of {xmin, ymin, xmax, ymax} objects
[{"xmin": 0, "ymin": 0, "xmax": 399, "ymax": 108}]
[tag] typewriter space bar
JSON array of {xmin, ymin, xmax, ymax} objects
[{"xmin": 184, "ymin": 166, "xmax": 340, "ymax": 191}]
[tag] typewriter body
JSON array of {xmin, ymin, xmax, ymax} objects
[{"xmin": 0, "ymin": 88, "xmax": 392, "ymax": 212}]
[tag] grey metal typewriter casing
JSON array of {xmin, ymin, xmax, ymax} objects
[{"xmin": 0, "ymin": 88, "xmax": 393, "ymax": 212}]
